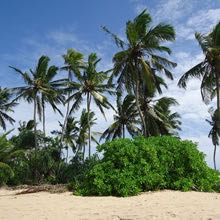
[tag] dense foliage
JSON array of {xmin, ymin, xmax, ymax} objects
[
  {"xmin": 75, "ymin": 136, "xmax": 220, "ymax": 196},
  {"xmin": 0, "ymin": 162, "xmax": 14, "ymax": 185}
]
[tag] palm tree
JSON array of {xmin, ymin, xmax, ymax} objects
[
  {"xmin": 10, "ymin": 56, "xmax": 64, "ymax": 181},
  {"xmin": 139, "ymin": 87, "xmax": 181, "ymax": 137},
  {"xmin": 40, "ymin": 63, "xmax": 65, "ymax": 136},
  {"xmin": 100, "ymin": 94, "xmax": 141, "ymax": 141},
  {"xmin": 61, "ymin": 49, "xmax": 84, "ymax": 138},
  {"xmin": 178, "ymin": 22, "xmax": 220, "ymax": 132},
  {"xmin": 66, "ymin": 53, "xmax": 115, "ymax": 158},
  {"xmin": 0, "ymin": 87, "xmax": 17, "ymax": 130},
  {"xmin": 206, "ymin": 108, "xmax": 219, "ymax": 170},
  {"xmin": 153, "ymin": 97, "xmax": 181, "ymax": 136},
  {"xmin": 52, "ymin": 117, "xmax": 79, "ymax": 162},
  {"xmin": 76, "ymin": 109, "xmax": 98, "ymax": 160},
  {"xmin": 103, "ymin": 9, "xmax": 176, "ymax": 136},
  {"xmin": 10, "ymin": 55, "xmax": 64, "ymax": 139}
]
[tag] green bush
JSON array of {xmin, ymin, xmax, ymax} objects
[
  {"xmin": 0, "ymin": 162, "xmax": 14, "ymax": 185},
  {"xmin": 76, "ymin": 136, "xmax": 220, "ymax": 196}
]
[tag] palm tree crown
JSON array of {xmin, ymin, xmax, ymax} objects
[
  {"xmin": 66, "ymin": 52, "xmax": 115, "ymax": 157},
  {"xmin": 103, "ymin": 9, "xmax": 176, "ymax": 136},
  {"xmin": 206, "ymin": 108, "xmax": 220, "ymax": 170},
  {"xmin": 0, "ymin": 87, "xmax": 17, "ymax": 130},
  {"xmin": 100, "ymin": 94, "xmax": 141, "ymax": 141}
]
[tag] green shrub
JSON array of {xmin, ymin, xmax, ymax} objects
[
  {"xmin": 0, "ymin": 162, "xmax": 14, "ymax": 185},
  {"xmin": 75, "ymin": 136, "xmax": 220, "ymax": 196}
]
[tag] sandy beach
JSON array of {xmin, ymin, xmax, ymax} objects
[{"xmin": 0, "ymin": 189, "xmax": 220, "ymax": 219}]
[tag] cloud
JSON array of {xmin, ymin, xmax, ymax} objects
[
  {"xmin": 131, "ymin": 0, "xmax": 220, "ymax": 41},
  {"xmin": 187, "ymin": 8, "xmax": 220, "ymax": 31},
  {"xmin": 153, "ymin": 0, "xmax": 192, "ymax": 22},
  {"xmin": 177, "ymin": 8, "xmax": 220, "ymax": 40},
  {"xmin": 134, "ymin": 3, "xmax": 148, "ymax": 14}
]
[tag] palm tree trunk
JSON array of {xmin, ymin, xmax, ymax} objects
[
  {"xmin": 83, "ymin": 144, "xmax": 86, "ymax": 162},
  {"xmin": 60, "ymin": 70, "xmax": 71, "ymax": 159},
  {"xmin": 214, "ymin": 144, "xmax": 217, "ymax": 170},
  {"xmin": 33, "ymin": 96, "xmax": 37, "ymax": 183},
  {"xmin": 87, "ymin": 92, "xmax": 92, "ymax": 158},
  {"xmin": 42, "ymin": 98, "xmax": 46, "ymax": 137},
  {"xmin": 134, "ymin": 77, "xmax": 147, "ymax": 137},
  {"xmin": 216, "ymin": 73, "xmax": 220, "ymax": 134},
  {"xmin": 122, "ymin": 124, "xmax": 125, "ymax": 138},
  {"xmin": 62, "ymin": 70, "xmax": 71, "ymax": 140},
  {"xmin": 66, "ymin": 147, "xmax": 69, "ymax": 163}
]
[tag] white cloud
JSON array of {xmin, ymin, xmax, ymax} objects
[
  {"xmin": 131, "ymin": 1, "xmax": 220, "ymax": 41},
  {"xmin": 176, "ymin": 8, "xmax": 220, "ymax": 40},
  {"xmin": 187, "ymin": 8, "xmax": 220, "ymax": 31},
  {"xmin": 134, "ymin": 3, "xmax": 148, "ymax": 14},
  {"xmin": 153, "ymin": 0, "xmax": 191, "ymax": 22}
]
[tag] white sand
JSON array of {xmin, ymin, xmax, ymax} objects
[{"xmin": 0, "ymin": 189, "xmax": 220, "ymax": 220}]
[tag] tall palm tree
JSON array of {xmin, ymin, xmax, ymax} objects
[
  {"xmin": 61, "ymin": 49, "xmax": 84, "ymax": 138},
  {"xmin": 103, "ymin": 9, "xmax": 176, "ymax": 136},
  {"xmin": 206, "ymin": 108, "xmax": 219, "ymax": 170},
  {"xmin": 10, "ymin": 56, "xmax": 64, "ymax": 181},
  {"xmin": 0, "ymin": 87, "xmax": 17, "ymax": 130},
  {"xmin": 66, "ymin": 53, "xmax": 115, "ymax": 158},
  {"xmin": 100, "ymin": 94, "xmax": 141, "ymax": 141},
  {"xmin": 178, "ymin": 22, "xmax": 220, "ymax": 132}
]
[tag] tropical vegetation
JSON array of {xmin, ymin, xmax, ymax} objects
[{"xmin": 0, "ymin": 10, "xmax": 219, "ymax": 197}]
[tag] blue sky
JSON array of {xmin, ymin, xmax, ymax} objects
[{"xmin": 1, "ymin": 0, "xmax": 220, "ymax": 168}]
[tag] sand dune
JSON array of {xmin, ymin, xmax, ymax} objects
[{"xmin": 0, "ymin": 189, "xmax": 220, "ymax": 219}]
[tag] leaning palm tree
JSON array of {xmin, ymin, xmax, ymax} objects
[
  {"xmin": 66, "ymin": 53, "xmax": 115, "ymax": 158},
  {"xmin": 103, "ymin": 9, "xmax": 176, "ymax": 136},
  {"xmin": 178, "ymin": 22, "xmax": 220, "ymax": 132},
  {"xmin": 61, "ymin": 49, "xmax": 84, "ymax": 138},
  {"xmin": 206, "ymin": 108, "xmax": 219, "ymax": 170},
  {"xmin": 0, "ymin": 87, "xmax": 17, "ymax": 130},
  {"xmin": 100, "ymin": 94, "xmax": 141, "ymax": 141}
]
